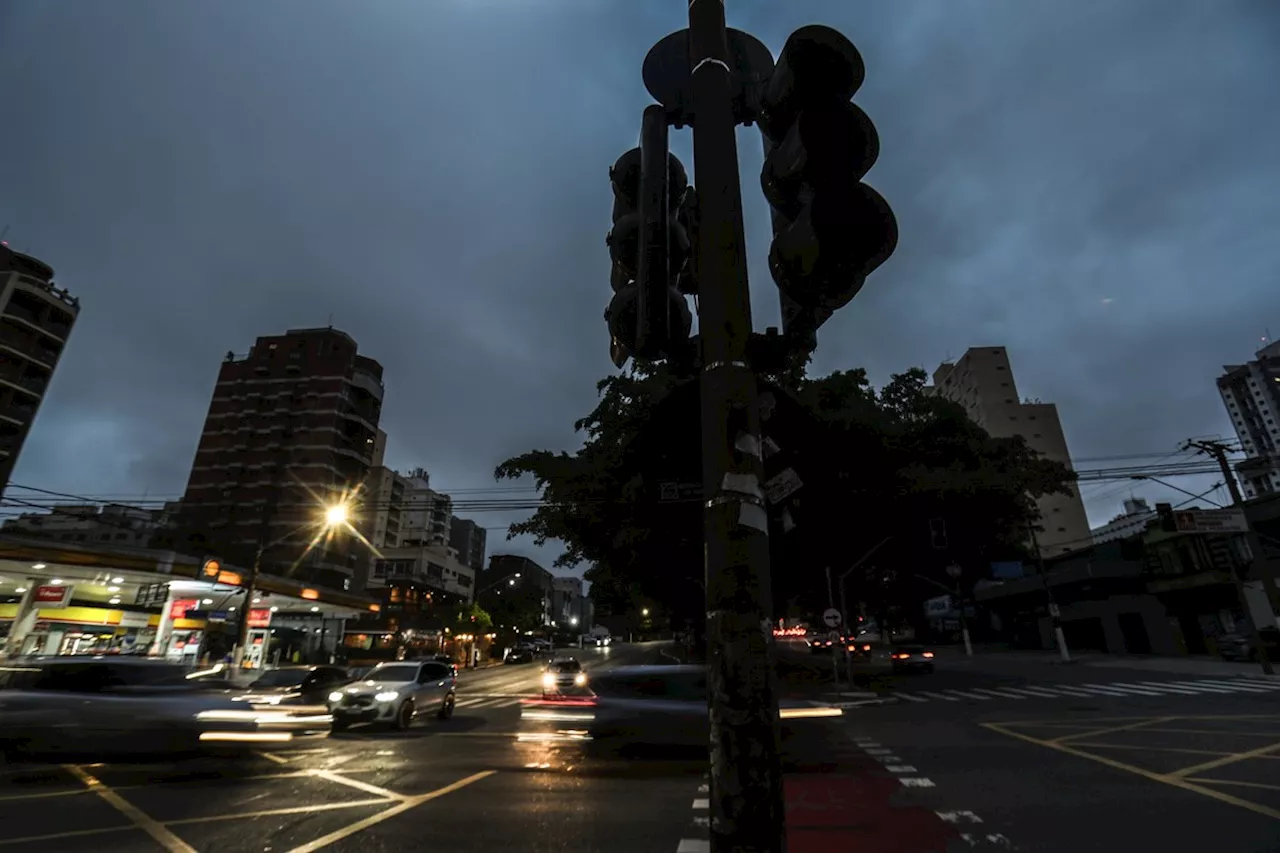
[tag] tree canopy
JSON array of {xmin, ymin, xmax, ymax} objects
[{"xmin": 495, "ymin": 361, "xmax": 1073, "ymax": 636}]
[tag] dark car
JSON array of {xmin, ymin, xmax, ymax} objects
[
  {"xmin": 1218, "ymin": 628, "xmax": 1280, "ymax": 662},
  {"xmin": 506, "ymin": 647, "xmax": 536, "ymax": 664},
  {"xmin": 541, "ymin": 657, "xmax": 588, "ymax": 695},
  {"xmin": 235, "ymin": 665, "xmax": 353, "ymax": 706},
  {"xmin": 890, "ymin": 644, "xmax": 935, "ymax": 674}
]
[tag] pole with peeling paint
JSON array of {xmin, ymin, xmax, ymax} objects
[{"xmin": 688, "ymin": 0, "xmax": 786, "ymax": 849}]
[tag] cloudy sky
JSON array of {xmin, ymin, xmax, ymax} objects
[{"xmin": 2, "ymin": 0, "xmax": 1278, "ymax": 572}]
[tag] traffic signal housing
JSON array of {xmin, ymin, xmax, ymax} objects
[
  {"xmin": 605, "ymin": 106, "xmax": 693, "ymax": 365},
  {"xmin": 758, "ymin": 25, "xmax": 898, "ymax": 344},
  {"xmin": 928, "ymin": 518, "xmax": 948, "ymax": 550}
]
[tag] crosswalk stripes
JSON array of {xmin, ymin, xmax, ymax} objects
[
  {"xmin": 453, "ymin": 694, "xmax": 534, "ymax": 710},
  {"xmin": 886, "ymin": 677, "xmax": 1280, "ymax": 705}
]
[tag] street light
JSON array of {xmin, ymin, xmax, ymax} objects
[
  {"xmin": 231, "ymin": 501, "xmax": 351, "ymax": 669},
  {"xmin": 642, "ymin": 608, "xmax": 650, "ymax": 617}
]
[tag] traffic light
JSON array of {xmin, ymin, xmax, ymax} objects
[
  {"xmin": 1155, "ymin": 503, "xmax": 1178, "ymax": 533},
  {"xmin": 605, "ymin": 106, "xmax": 693, "ymax": 366},
  {"xmin": 757, "ymin": 25, "xmax": 898, "ymax": 345},
  {"xmin": 928, "ymin": 518, "xmax": 948, "ymax": 550}
]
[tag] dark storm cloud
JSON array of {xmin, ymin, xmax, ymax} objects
[{"xmin": 1, "ymin": 1, "xmax": 1277, "ymax": 564}]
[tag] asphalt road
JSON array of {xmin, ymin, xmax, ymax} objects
[
  {"xmin": 0, "ymin": 641, "xmax": 707, "ymax": 853},
  {"xmin": 778, "ymin": 638, "xmax": 1280, "ymax": 853}
]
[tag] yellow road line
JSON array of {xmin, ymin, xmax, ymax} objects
[
  {"xmin": 1189, "ymin": 777, "xmax": 1280, "ymax": 792},
  {"xmin": 0, "ymin": 824, "xmax": 136, "ymax": 847},
  {"xmin": 1051, "ymin": 717, "xmax": 1174, "ymax": 744},
  {"xmin": 310, "ymin": 769, "xmax": 409, "ymax": 801},
  {"xmin": 982, "ymin": 723, "xmax": 1280, "ymax": 821},
  {"xmin": 63, "ymin": 765, "xmax": 197, "ymax": 853},
  {"xmin": 1168, "ymin": 741, "xmax": 1280, "ymax": 779},
  {"xmin": 286, "ymin": 770, "xmax": 497, "ymax": 853},
  {"xmin": 261, "ymin": 751, "xmax": 292, "ymax": 764},
  {"xmin": 164, "ymin": 797, "xmax": 393, "ymax": 826},
  {"xmin": 1070, "ymin": 742, "xmax": 1235, "ymax": 758}
]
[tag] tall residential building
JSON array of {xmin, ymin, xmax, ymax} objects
[
  {"xmin": 0, "ymin": 245, "xmax": 79, "ymax": 490},
  {"xmin": 484, "ymin": 554, "xmax": 555, "ymax": 627},
  {"xmin": 930, "ymin": 346, "xmax": 1090, "ymax": 557},
  {"xmin": 175, "ymin": 327, "xmax": 384, "ymax": 592},
  {"xmin": 1217, "ymin": 340, "xmax": 1280, "ymax": 499},
  {"xmin": 1, "ymin": 501, "xmax": 181, "ymax": 548},
  {"xmin": 449, "ymin": 517, "xmax": 487, "ymax": 574}
]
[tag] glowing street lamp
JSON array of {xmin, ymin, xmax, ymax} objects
[{"xmin": 232, "ymin": 501, "xmax": 352, "ymax": 669}]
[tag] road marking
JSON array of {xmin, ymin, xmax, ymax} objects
[
  {"xmin": 1188, "ymin": 777, "xmax": 1280, "ymax": 792},
  {"xmin": 1168, "ymin": 740, "xmax": 1280, "ymax": 778},
  {"xmin": 943, "ymin": 690, "xmax": 991, "ymax": 701},
  {"xmin": 1000, "ymin": 687, "xmax": 1060, "ymax": 698},
  {"xmin": 63, "ymin": 765, "xmax": 196, "ymax": 853},
  {"xmin": 693, "ymin": 798, "xmax": 709, "ymax": 809},
  {"xmin": 896, "ymin": 692, "xmax": 928, "ymax": 702},
  {"xmin": 1081, "ymin": 683, "xmax": 1165, "ymax": 696},
  {"xmin": 983, "ymin": 720, "xmax": 1280, "ymax": 821},
  {"xmin": 165, "ymin": 798, "xmax": 392, "ymax": 826},
  {"xmin": 885, "ymin": 765, "xmax": 917, "ymax": 773},
  {"xmin": 898, "ymin": 777, "xmax": 935, "ymax": 787},
  {"xmin": 1130, "ymin": 682, "xmax": 1204, "ymax": 694},
  {"xmin": 872, "ymin": 755, "xmax": 902, "ymax": 764},
  {"xmin": 918, "ymin": 691, "xmax": 960, "ymax": 701},
  {"xmin": 970, "ymin": 688, "xmax": 1027, "ymax": 700},
  {"xmin": 311, "ymin": 769, "xmax": 407, "ymax": 801},
  {"xmin": 937, "ymin": 810, "xmax": 983, "ymax": 823},
  {"xmin": 261, "ymin": 751, "xmax": 292, "ymax": 764},
  {"xmin": 677, "ymin": 840, "xmax": 710, "ymax": 853},
  {"xmin": 0, "ymin": 787, "xmax": 94, "ymax": 802},
  {"xmin": 1051, "ymin": 717, "xmax": 1175, "ymax": 744},
  {"xmin": 1196, "ymin": 680, "xmax": 1279, "ymax": 693},
  {"xmin": 698, "ymin": 783, "xmax": 708, "ymax": 792},
  {"xmin": 864, "ymin": 748, "xmax": 893, "ymax": 755},
  {"xmin": 0, "ymin": 825, "xmax": 137, "ymax": 847},
  {"xmin": 286, "ymin": 770, "xmax": 497, "ymax": 853},
  {"xmin": 1071, "ymin": 742, "xmax": 1232, "ymax": 758}
]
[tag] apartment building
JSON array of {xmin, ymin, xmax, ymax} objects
[
  {"xmin": 0, "ymin": 502, "xmax": 180, "ymax": 548},
  {"xmin": 448, "ymin": 517, "xmax": 487, "ymax": 574},
  {"xmin": 174, "ymin": 327, "xmax": 384, "ymax": 592},
  {"xmin": 931, "ymin": 346, "xmax": 1091, "ymax": 557},
  {"xmin": 0, "ymin": 244, "xmax": 79, "ymax": 490},
  {"xmin": 1217, "ymin": 339, "xmax": 1280, "ymax": 499},
  {"xmin": 1090, "ymin": 498, "xmax": 1155, "ymax": 546}
]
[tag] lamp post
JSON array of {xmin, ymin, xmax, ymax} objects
[
  {"xmin": 231, "ymin": 501, "xmax": 350, "ymax": 670},
  {"xmin": 945, "ymin": 563, "xmax": 973, "ymax": 657}
]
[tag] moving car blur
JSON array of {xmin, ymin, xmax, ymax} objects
[
  {"xmin": 519, "ymin": 664, "xmax": 840, "ymax": 752},
  {"xmin": 233, "ymin": 664, "xmax": 354, "ymax": 706},
  {"xmin": 0, "ymin": 657, "xmax": 331, "ymax": 758},
  {"xmin": 541, "ymin": 656, "xmax": 588, "ymax": 697},
  {"xmin": 889, "ymin": 644, "xmax": 936, "ymax": 674}
]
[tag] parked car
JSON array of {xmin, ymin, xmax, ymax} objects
[
  {"xmin": 506, "ymin": 647, "xmax": 537, "ymax": 665},
  {"xmin": 0, "ymin": 657, "xmax": 330, "ymax": 758},
  {"xmin": 1218, "ymin": 628, "xmax": 1280, "ymax": 662},
  {"xmin": 328, "ymin": 660, "xmax": 456, "ymax": 731}
]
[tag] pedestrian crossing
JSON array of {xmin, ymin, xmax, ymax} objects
[
  {"xmin": 454, "ymin": 693, "xmax": 536, "ymax": 710},
  {"xmin": 885, "ymin": 676, "xmax": 1280, "ymax": 704}
]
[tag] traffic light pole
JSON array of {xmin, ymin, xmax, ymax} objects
[{"xmin": 687, "ymin": 1, "xmax": 786, "ymax": 850}]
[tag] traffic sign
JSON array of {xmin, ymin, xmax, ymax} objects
[{"xmin": 822, "ymin": 608, "xmax": 842, "ymax": 628}]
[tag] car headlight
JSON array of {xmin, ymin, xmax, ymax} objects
[
  {"xmin": 374, "ymin": 691, "xmax": 399, "ymax": 702},
  {"xmin": 573, "ymin": 673, "xmax": 587, "ymax": 686},
  {"xmin": 328, "ymin": 691, "xmax": 344, "ymax": 702},
  {"xmin": 541, "ymin": 673, "xmax": 556, "ymax": 689}
]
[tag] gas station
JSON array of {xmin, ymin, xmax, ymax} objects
[{"xmin": 0, "ymin": 534, "xmax": 379, "ymax": 668}]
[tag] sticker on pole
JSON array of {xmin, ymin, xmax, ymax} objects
[{"xmin": 822, "ymin": 608, "xmax": 842, "ymax": 628}]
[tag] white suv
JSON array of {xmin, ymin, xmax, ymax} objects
[{"xmin": 328, "ymin": 661, "xmax": 456, "ymax": 731}]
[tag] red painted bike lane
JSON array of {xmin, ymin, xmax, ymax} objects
[{"xmin": 782, "ymin": 730, "xmax": 962, "ymax": 853}]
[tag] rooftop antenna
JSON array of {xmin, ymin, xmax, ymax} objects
[
  {"xmin": 0, "ymin": 224, "xmax": 9, "ymax": 243},
  {"xmin": 327, "ymin": 313, "xmax": 333, "ymax": 329}
]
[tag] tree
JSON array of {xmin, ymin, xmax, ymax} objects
[{"xmin": 495, "ymin": 362, "xmax": 1073, "ymax": 642}]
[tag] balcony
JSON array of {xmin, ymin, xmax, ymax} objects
[
  {"xmin": 0, "ymin": 369, "xmax": 46, "ymax": 396},
  {"xmin": 0, "ymin": 332, "xmax": 60, "ymax": 368}
]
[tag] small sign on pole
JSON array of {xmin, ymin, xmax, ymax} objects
[{"xmin": 822, "ymin": 608, "xmax": 842, "ymax": 628}]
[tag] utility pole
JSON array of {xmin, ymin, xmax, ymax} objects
[
  {"xmin": 1028, "ymin": 525, "xmax": 1071, "ymax": 662},
  {"xmin": 1181, "ymin": 439, "xmax": 1278, "ymax": 673},
  {"xmin": 688, "ymin": 2, "xmax": 785, "ymax": 849}
]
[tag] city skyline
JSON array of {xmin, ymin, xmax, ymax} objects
[{"xmin": 1, "ymin": 1, "xmax": 1277, "ymax": 571}]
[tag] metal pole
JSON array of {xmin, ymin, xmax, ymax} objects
[
  {"xmin": 231, "ymin": 545, "xmax": 263, "ymax": 670},
  {"xmin": 688, "ymin": 1, "xmax": 785, "ymax": 849},
  {"xmin": 1028, "ymin": 525, "xmax": 1070, "ymax": 662},
  {"xmin": 825, "ymin": 566, "xmax": 840, "ymax": 684}
]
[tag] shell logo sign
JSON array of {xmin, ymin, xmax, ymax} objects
[{"xmin": 33, "ymin": 585, "xmax": 74, "ymax": 609}]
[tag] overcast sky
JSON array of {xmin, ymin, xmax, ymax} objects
[{"xmin": 2, "ymin": 1, "xmax": 1278, "ymax": 573}]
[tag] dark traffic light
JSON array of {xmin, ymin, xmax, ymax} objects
[
  {"xmin": 928, "ymin": 518, "xmax": 948, "ymax": 550},
  {"xmin": 757, "ymin": 25, "xmax": 898, "ymax": 345},
  {"xmin": 605, "ymin": 106, "xmax": 693, "ymax": 366}
]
